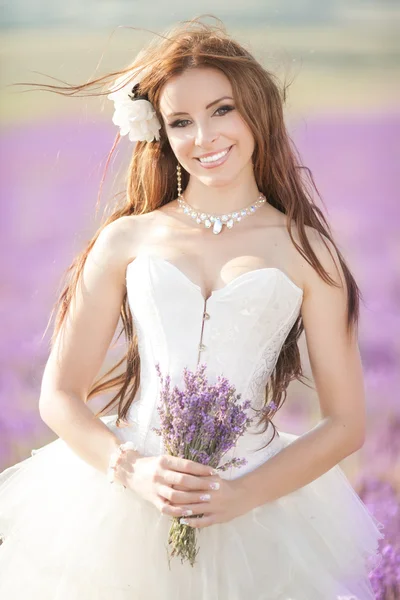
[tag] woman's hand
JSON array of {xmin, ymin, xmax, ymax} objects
[
  {"xmin": 175, "ymin": 475, "xmax": 254, "ymax": 529},
  {"xmin": 115, "ymin": 453, "xmax": 222, "ymax": 516},
  {"xmin": 115, "ymin": 451, "xmax": 254, "ymax": 528}
]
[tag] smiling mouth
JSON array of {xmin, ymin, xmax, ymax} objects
[{"xmin": 195, "ymin": 145, "xmax": 233, "ymax": 164}]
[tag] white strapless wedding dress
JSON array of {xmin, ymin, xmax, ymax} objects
[{"xmin": 0, "ymin": 252, "xmax": 384, "ymax": 599}]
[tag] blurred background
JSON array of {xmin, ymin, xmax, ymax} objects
[{"xmin": 0, "ymin": 1, "xmax": 399, "ymax": 594}]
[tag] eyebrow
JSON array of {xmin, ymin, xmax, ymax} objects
[{"xmin": 166, "ymin": 96, "xmax": 234, "ymax": 118}]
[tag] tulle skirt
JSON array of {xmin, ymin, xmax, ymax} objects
[{"xmin": 0, "ymin": 415, "xmax": 384, "ymax": 600}]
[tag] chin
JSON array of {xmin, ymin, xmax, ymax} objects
[{"xmin": 196, "ymin": 175, "xmax": 233, "ymax": 189}]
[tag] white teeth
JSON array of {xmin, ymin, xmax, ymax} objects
[{"xmin": 198, "ymin": 147, "xmax": 230, "ymax": 163}]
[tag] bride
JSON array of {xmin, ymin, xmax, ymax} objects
[{"xmin": 0, "ymin": 16, "xmax": 383, "ymax": 600}]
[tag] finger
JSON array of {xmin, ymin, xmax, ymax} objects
[
  {"xmin": 163, "ymin": 471, "xmax": 220, "ymax": 492},
  {"xmin": 172, "ymin": 479, "xmax": 220, "ymax": 492},
  {"xmin": 158, "ymin": 498, "xmax": 214, "ymax": 518},
  {"xmin": 179, "ymin": 514, "xmax": 215, "ymax": 529},
  {"xmin": 156, "ymin": 499, "xmax": 199, "ymax": 518},
  {"xmin": 160, "ymin": 455, "xmax": 214, "ymax": 477},
  {"xmin": 157, "ymin": 485, "xmax": 214, "ymax": 506},
  {"xmin": 157, "ymin": 484, "xmax": 192, "ymax": 504},
  {"xmin": 178, "ymin": 502, "xmax": 214, "ymax": 515}
]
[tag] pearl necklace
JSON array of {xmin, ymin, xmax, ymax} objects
[{"xmin": 177, "ymin": 193, "xmax": 266, "ymax": 235}]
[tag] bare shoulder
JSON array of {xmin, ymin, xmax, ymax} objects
[
  {"xmin": 87, "ymin": 214, "xmax": 151, "ymax": 276},
  {"xmin": 289, "ymin": 223, "xmax": 346, "ymax": 296}
]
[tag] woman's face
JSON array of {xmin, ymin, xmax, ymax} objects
[{"xmin": 158, "ymin": 67, "xmax": 255, "ymax": 189}]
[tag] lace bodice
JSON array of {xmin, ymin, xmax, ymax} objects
[{"xmin": 124, "ymin": 252, "xmax": 303, "ymax": 477}]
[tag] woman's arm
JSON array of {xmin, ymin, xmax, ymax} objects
[
  {"xmin": 38, "ymin": 217, "xmax": 138, "ymax": 476},
  {"xmin": 38, "ymin": 216, "xmax": 228, "ymax": 511},
  {"xmin": 237, "ymin": 230, "xmax": 366, "ymax": 507}
]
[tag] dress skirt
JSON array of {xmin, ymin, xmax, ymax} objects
[{"xmin": 0, "ymin": 415, "xmax": 384, "ymax": 600}]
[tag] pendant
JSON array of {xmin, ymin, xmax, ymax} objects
[
  {"xmin": 177, "ymin": 192, "xmax": 266, "ymax": 234},
  {"xmin": 212, "ymin": 218, "xmax": 223, "ymax": 235}
]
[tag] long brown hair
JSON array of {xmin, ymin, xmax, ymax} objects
[{"xmin": 24, "ymin": 16, "xmax": 361, "ymax": 441}]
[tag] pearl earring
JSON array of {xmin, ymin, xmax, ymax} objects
[{"xmin": 176, "ymin": 163, "xmax": 182, "ymax": 198}]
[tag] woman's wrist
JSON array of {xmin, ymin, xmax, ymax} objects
[
  {"xmin": 231, "ymin": 476, "xmax": 259, "ymax": 514},
  {"xmin": 107, "ymin": 440, "xmax": 140, "ymax": 488}
]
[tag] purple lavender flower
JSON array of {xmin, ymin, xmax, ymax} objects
[
  {"xmin": 153, "ymin": 362, "xmax": 254, "ymax": 566},
  {"xmin": 360, "ymin": 477, "xmax": 400, "ymax": 599}
]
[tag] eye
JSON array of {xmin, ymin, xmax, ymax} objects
[
  {"xmin": 169, "ymin": 118, "xmax": 191, "ymax": 128},
  {"xmin": 214, "ymin": 104, "xmax": 235, "ymax": 116},
  {"xmin": 167, "ymin": 105, "xmax": 235, "ymax": 129}
]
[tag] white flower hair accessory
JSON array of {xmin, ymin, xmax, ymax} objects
[{"xmin": 107, "ymin": 72, "xmax": 162, "ymax": 143}]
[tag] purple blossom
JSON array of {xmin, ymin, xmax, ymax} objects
[
  {"xmin": 359, "ymin": 477, "xmax": 400, "ymax": 598},
  {"xmin": 152, "ymin": 362, "xmax": 255, "ymax": 566},
  {"xmin": 153, "ymin": 363, "xmax": 253, "ymax": 471}
]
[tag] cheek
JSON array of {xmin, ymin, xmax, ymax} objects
[
  {"xmin": 168, "ymin": 134, "xmax": 194, "ymax": 163},
  {"xmin": 233, "ymin": 118, "xmax": 254, "ymax": 148},
  {"xmin": 221, "ymin": 115, "xmax": 254, "ymax": 154}
]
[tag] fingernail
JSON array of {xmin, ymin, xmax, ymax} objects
[
  {"xmin": 182, "ymin": 509, "xmax": 193, "ymax": 516},
  {"xmin": 209, "ymin": 482, "xmax": 220, "ymax": 491},
  {"xmin": 180, "ymin": 518, "xmax": 190, "ymax": 525},
  {"xmin": 209, "ymin": 468, "xmax": 218, "ymax": 475},
  {"xmin": 200, "ymin": 493, "xmax": 211, "ymax": 501}
]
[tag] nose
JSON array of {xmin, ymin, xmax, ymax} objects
[{"xmin": 194, "ymin": 122, "xmax": 219, "ymax": 148}]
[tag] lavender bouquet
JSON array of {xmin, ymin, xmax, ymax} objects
[{"xmin": 153, "ymin": 362, "xmax": 254, "ymax": 567}]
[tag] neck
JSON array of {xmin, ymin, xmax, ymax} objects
[{"xmin": 180, "ymin": 173, "xmax": 261, "ymax": 215}]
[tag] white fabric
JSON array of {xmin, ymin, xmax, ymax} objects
[{"xmin": 0, "ymin": 252, "xmax": 384, "ymax": 599}]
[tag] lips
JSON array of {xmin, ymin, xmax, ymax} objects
[
  {"xmin": 195, "ymin": 146, "xmax": 232, "ymax": 160},
  {"xmin": 194, "ymin": 145, "xmax": 234, "ymax": 168}
]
